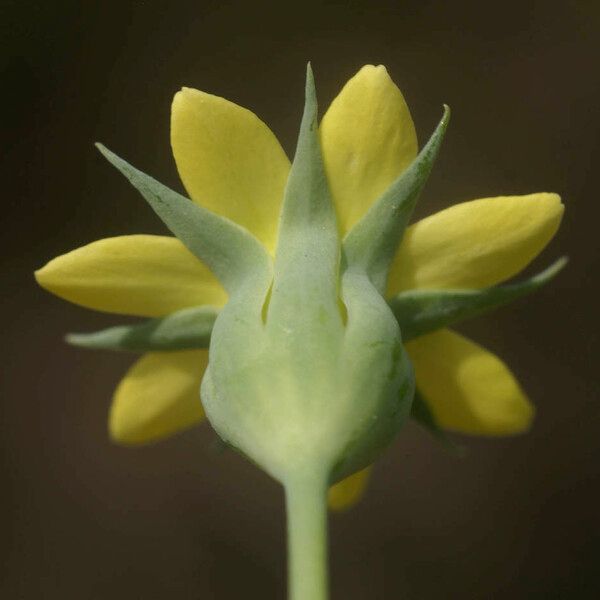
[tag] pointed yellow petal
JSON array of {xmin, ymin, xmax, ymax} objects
[
  {"xmin": 388, "ymin": 193, "xmax": 564, "ymax": 295},
  {"xmin": 171, "ymin": 87, "xmax": 291, "ymax": 251},
  {"xmin": 328, "ymin": 467, "xmax": 371, "ymax": 511},
  {"xmin": 320, "ymin": 65, "xmax": 418, "ymax": 234},
  {"xmin": 406, "ymin": 329, "xmax": 534, "ymax": 435},
  {"xmin": 34, "ymin": 235, "xmax": 227, "ymax": 317},
  {"xmin": 110, "ymin": 350, "xmax": 207, "ymax": 445}
]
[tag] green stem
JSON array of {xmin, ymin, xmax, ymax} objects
[{"xmin": 285, "ymin": 471, "xmax": 329, "ymax": 600}]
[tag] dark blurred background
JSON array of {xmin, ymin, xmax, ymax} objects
[{"xmin": 2, "ymin": 0, "xmax": 599, "ymax": 598}]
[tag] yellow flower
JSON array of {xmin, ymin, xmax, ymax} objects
[{"xmin": 35, "ymin": 65, "xmax": 563, "ymax": 507}]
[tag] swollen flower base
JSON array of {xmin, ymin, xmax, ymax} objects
[{"xmin": 35, "ymin": 64, "xmax": 564, "ymax": 599}]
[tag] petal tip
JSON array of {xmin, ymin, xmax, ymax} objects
[
  {"xmin": 172, "ymin": 87, "xmax": 209, "ymax": 112},
  {"xmin": 356, "ymin": 63, "xmax": 391, "ymax": 82},
  {"xmin": 496, "ymin": 400, "xmax": 536, "ymax": 436},
  {"xmin": 496, "ymin": 385, "xmax": 536, "ymax": 434},
  {"xmin": 539, "ymin": 191, "xmax": 563, "ymax": 205},
  {"xmin": 476, "ymin": 385, "xmax": 536, "ymax": 437},
  {"xmin": 34, "ymin": 262, "xmax": 55, "ymax": 291},
  {"xmin": 532, "ymin": 191, "xmax": 565, "ymax": 231},
  {"xmin": 108, "ymin": 390, "xmax": 154, "ymax": 447},
  {"xmin": 33, "ymin": 265, "xmax": 45, "ymax": 284},
  {"xmin": 529, "ymin": 191, "xmax": 563, "ymax": 210}
]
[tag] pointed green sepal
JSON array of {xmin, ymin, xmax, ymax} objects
[
  {"xmin": 95, "ymin": 144, "xmax": 272, "ymax": 296},
  {"xmin": 65, "ymin": 305, "xmax": 219, "ymax": 352},
  {"xmin": 201, "ymin": 66, "xmax": 414, "ymax": 489},
  {"xmin": 342, "ymin": 105, "xmax": 450, "ymax": 293},
  {"xmin": 267, "ymin": 63, "xmax": 342, "ymax": 332},
  {"xmin": 391, "ymin": 257, "xmax": 567, "ymax": 342}
]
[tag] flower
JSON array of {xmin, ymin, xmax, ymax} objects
[{"xmin": 35, "ymin": 65, "xmax": 563, "ymax": 508}]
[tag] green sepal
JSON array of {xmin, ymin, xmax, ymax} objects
[
  {"xmin": 95, "ymin": 144, "xmax": 272, "ymax": 297},
  {"xmin": 64, "ymin": 258, "xmax": 566, "ymax": 355},
  {"xmin": 331, "ymin": 270, "xmax": 415, "ymax": 481},
  {"xmin": 65, "ymin": 305, "xmax": 219, "ymax": 352},
  {"xmin": 342, "ymin": 106, "xmax": 450, "ymax": 293},
  {"xmin": 201, "ymin": 66, "xmax": 414, "ymax": 488},
  {"xmin": 390, "ymin": 257, "xmax": 567, "ymax": 342},
  {"xmin": 267, "ymin": 63, "xmax": 343, "ymax": 343},
  {"xmin": 410, "ymin": 391, "xmax": 464, "ymax": 455}
]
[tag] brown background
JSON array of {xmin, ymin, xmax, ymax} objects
[{"xmin": 2, "ymin": 0, "xmax": 599, "ymax": 598}]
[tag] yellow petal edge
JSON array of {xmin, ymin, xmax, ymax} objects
[
  {"xmin": 406, "ymin": 329, "xmax": 534, "ymax": 435},
  {"xmin": 328, "ymin": 467, "xmax": 372, "ymax": 511},
  {"xmin": 110, "ymin": 350, "xmax": 208, "ymax": 445},
  {"xmin": 388, "ymin": 193, "xmax": 564, "ymax": 295},
  {"xmin": 34, "ymin": 235, "xmax": 227, "ymax": 317},
  {"xmin": 171, "ymin": 87, "xmax": 291, "ymax": 252},
  {"xmin": 320, "ymin": 65, "xmax": 418, "ymax": 234}
]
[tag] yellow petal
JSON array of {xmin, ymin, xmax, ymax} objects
[
  {"xmin": 388, "ymin": 193, "xmax": 564, "ymax": 295},
  {"xmin": 171, "ymin": 87, "xmax": 291, "ymax": 252},
  {"xmin": 328, "ymin": 467, "xmax": 371, "ymax": 511},
  {"xmin": 110, "ymin": 350, "xmax": 207, "ymax": 445},
  {"xmin": 320, "ymin": 65, "xmax": 418, "ymax": 234},
  {"xmin": 406, "ymin": 329, "xmax": 534, "ymax": 435},
  {"xmin": 34, "ymin": 235, "xmax": 227, "ymax": 317}
]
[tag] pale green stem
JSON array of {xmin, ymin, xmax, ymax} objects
[{"xmin": 285, "ymin": 470, "xmax": 329, "ymax": 600}]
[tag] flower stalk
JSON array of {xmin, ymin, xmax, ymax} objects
[{"xmin": 285, "ymin": 470, "xmax": 329, "ymax": 600}]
